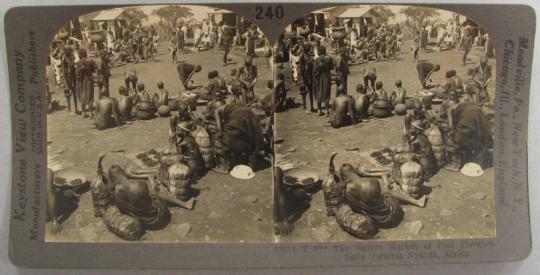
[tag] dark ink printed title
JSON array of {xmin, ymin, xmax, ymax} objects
[
  {"xmin": 273, "ymin": 240, "xmax": 495, "ymax": 263},
  {"xmin": 12, "ymin": 30, "xmax": 44, "ymax": 241},
  {"xmin": 497, "ymin": 37, "xmax": 528, "ymax": 212}
]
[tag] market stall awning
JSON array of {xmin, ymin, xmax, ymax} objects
[
  {"xmin": 91, "ymin": 8, "xmax": 129, "ymax": 21},
  {"xmin": 337, "ymin": 7, "xmax": 376, "ymax": 18}
]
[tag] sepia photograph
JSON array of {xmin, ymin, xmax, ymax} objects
[
  {"xmin": 45, "ymin": 5, "xmax": 275, "ymax": 243},
  {"xmin": 272, "ymin": 5, "xmax": 496, "ymax": 242}
]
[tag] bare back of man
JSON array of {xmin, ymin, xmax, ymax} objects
[{"xmin": 94, "ymin": 96, "xmax": 121, "ymax": 130}]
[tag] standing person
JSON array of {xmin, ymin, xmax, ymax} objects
[
  {"xmin": 274, "ymin": 73, "xmax": 288, "ymax": 110},
  {"xmin": 237, "ymin": 56, "xmax": 258, "ymax": 103},
  {"xmin": 243, "ymin": 25, "xmax": 258, "ymax": 57},
  {"xmin": 461, "ymin": 32, "xmax": 473, "ymax": 66},
  {"xmin": 176, "ymin": 25, "xmax": 185, "ymax": 56},
  {"xmin": 334, "ymin": 47, "xmax": 350, "ymax": 96},
  {"xmin": 62, "ymin": 47, "xmax": 79, "ymax": 114},
  {"xmin": 313, "ymin": 45, "xmax": 333, "ymax": 116},
  {"xmin": 416, "ymin": 61, "xmax": 440, "ymax": 89},
  {"xmin": 96, "ymin": 51, "xmax": 111, "ymax": 95},
  {"xmin": 411, "ymin": 30, "xmax": 420, "ymax": 62},
  {"xmin": 420, "ymin": 27, "xmax": 428, "ymax": 52},
  {"xmin": 177, "ymin": 63, "xmax": 202, "ymax": 91},
  {"xmin": 473, "ymin": 55, "xmax": 492, "ymax": 102},
  {"xmin": 464, "ymin": 68, "xmax": 482, "ymax": 104},
  {"xmin": 221, "ymin": 24, "xmax": 233, "ymax": 66},
  {"xmin": 170, "ymin": 31, "xmax": 178, "ymax": 63},
  {"xmin": 75, "ymin": 49, "xmax": 96, "ymax": 118},
  {"xmin": 299, "ymin": 42, "xmax": 315, "ymax": 113},
  {"xmin": 193, "ymin": 24, "xmax": 202, "ymax": 51}
]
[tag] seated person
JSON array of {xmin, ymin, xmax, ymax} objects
[
  {"xmin": 371, "ymin": 81, "xmax": 389, "ymax": 104},
  {"xmin": 153, "ymin": 81, "xmax": 169, "ymax": 108},
  {"xmin": 110, "ymin": 164, "xmax": 194, "ymax": 229},
  {"xmin": 328, "ymin": 154, "xmax": 426, "ymax": 230},
  {"xmin": 94, "ymin": 88, "xmax": 121, "ymax": 130},
  {"xmin": 353, "ymin": 84, "xmax": 370, "ymax": 121},
  {"xmin": 330, "ymin": 85, "xmax": 356, "ymax": 128},
  {"xmin": 390, "ymin": 80, "xmax": 406, "ymax": 106}
]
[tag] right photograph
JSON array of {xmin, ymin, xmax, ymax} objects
[{"xmin": 273, "ymin": 5, "xmax": 496, "ymax": 242}]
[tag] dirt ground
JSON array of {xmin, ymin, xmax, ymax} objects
[
  {"xmin": 274, "ymin": 45, "xmax": 497, "ymax": 242},
  {"xmin": 45, "ymin": 44, "xmax": 274, "ymax": 243}
]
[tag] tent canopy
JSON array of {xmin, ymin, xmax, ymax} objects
[
  {"xmin": 337, "ymin": 7, "xmax": 378, "ymax": 18},
  {"xmin": 91, "ymin": 8, "xmax": 130, "ymax": 21}
]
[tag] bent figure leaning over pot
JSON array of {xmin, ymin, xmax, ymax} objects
[{"xmin": 213, "ymin": 102, "xmax": 264, "ymax": 172}]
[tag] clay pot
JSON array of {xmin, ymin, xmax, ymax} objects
[
  {"xmin": 168, "ymin": 98, "xmax": 180, "ymax": 111},
  {"xmin": 372, "ymin": 99, "xmax": 391, "ymax": 118},
  {"xmin": 394, "ymin": 103, "xmax": 407, "ymax": 115},
  {"xmin": 404, "ymin": 97, "xmax": 415, "ymax": 109},
  {"xmin": 89, "ymin": 30, "xmax": 106, "ymax": 43},
  {"xmin": 136, "ymin": 101, "xmax": 155, "ymax": 120},
  {"xmin": 157, "ymin": 105, "xmax": 171, "ymax": 117},
  {"xmin": 332, "ymin": 27, "xmax": 347, "ymax": 40},
  {"xmin": 181, "ymin": 92, "xmax": 199, "ymax": 111},
  {"xmin": 419, "ymin": 91, "xmax": 433, "ymax": 108}
]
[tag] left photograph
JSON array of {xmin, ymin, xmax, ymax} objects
[{"xmin": 45, "ymin": 5, "xmax": 274, "ymax": 243}]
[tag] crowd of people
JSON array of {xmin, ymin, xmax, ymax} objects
[
  {"xmin": 273, "ymin": 15, "xmax": 495, "ymax": 239},
  {"xmin": 46, "ymin": 15, "xmax": 274, "ymax": 240}
]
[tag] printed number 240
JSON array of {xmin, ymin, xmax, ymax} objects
[{"xmin": 255, "ymin": 6, "xmax": 284, "ymax": 20}]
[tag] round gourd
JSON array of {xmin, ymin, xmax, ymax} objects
[
  {"xmin": 394, "ymin": 103, "xmax": 407, "ymax": 115},
  {"xmin": 157, "ymin": 105, "xmax": 171, "ymax": 117}
]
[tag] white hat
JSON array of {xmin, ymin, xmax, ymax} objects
[
  {"xmin": 230, "ymin": 165, "xmax": 255, "ymax": 180},
  {"xmin": 461, "ymin": 162, "xmax": 484, "ymax": 177}
]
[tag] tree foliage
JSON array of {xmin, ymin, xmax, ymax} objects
[
  {"xmin": 400, "ymin": 7, "xmax": 440, "ymax": 26},
  {"xmin": 152, "ymin": 5, "xmax": 194, "ymax": 26},
  {"xmin": 123, "ymin": 7, "xmax": 148, "ymax": 25},
  {"xmin": 371, "ymin": 6, "xmax": 395, "ymax": 24}
]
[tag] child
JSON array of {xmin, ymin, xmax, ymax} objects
[
  {"xmin": 464, "ymin": 68, "xmax": 481, "ymax": 103},
  {"xmin": 227, "ymin": 68, "xmax": 243, "ymax": 103}
]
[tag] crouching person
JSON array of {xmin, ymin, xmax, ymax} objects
[
  {"xmin": 213, "ymin": 102, "xmax": 264, "ymax": 172},
  {"xmin": 445, "ymin": 101, "xmax": 493, "ymax": 171}
]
